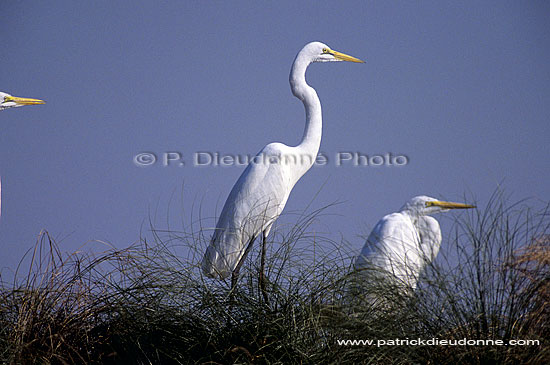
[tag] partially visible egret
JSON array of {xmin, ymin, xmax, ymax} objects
[
  {"xmin": 1, "ymin": 92, "xmax": 45, "ymax": 218},
  {"xmin": 1, "ymin": 92, "xmax": 45, "ymax": 111},
  {"xmin": 354, "ymin": 196, "xmax": 475, "ymax": 293},
  {"xmin": 202, "ymin": 42, "xmax": 364, "ymax": 294}
]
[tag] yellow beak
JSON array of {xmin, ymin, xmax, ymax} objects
[
  {"xmin": 5, "ymin": 95, "xmax": 46, "ymax": 106},
  {"xmin": 427, "ymin": 200, "xmax": 476, "ymax": 209},
  {"xmin": 329, "ymin": 49, "xmax": 365, "ymax": 63}
]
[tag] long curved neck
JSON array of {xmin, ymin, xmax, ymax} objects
[{"xmin": 289, "ymin": 55, "xmax": 322, "ymax": 172}]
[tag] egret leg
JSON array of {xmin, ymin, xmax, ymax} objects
[
  {"xmin": 231, "ymin": 235, "xmax": 256, "ymax": 291},
  {"xmin": 259, "ymin": 232, "xmax": 270, "ymax": 306}
]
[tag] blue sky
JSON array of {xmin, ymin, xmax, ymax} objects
[{"xmin": 1, "ymin": 1, "xmax": 549, "ymax": 278}]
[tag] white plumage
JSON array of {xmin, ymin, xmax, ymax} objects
[
  {"xmin": 354, "ymin": 196, "xmax": 475, "ymax": 291},
  {"xmin": 201, "ymin": 42, "xmax": 364, "ymax": 283}
]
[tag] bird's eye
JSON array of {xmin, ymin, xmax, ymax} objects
[
  {"xmin": 426, "ymin": 202, "xmax": 434, "ymax": 207},
  {"xmin": 322, "ymin": 48, "xmax": 328, "ymax": 54}
]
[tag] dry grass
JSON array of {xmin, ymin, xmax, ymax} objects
[{"xmin": 0, "ymin": 193, "xmax": 548, "ymax": 364}]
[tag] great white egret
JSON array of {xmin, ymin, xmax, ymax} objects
[
  {"xmin": 0, "ymin": 92, "xmax": 45, "ymax": 111},
  {"xmin": 0, "ymin": 92, "xmax": 45, "ymax": 218},
  {"xmin": 202, "ymin": 42, "xmax": 364, "ymax": 293},
  {"xmin": 354, "ymin": 196, "xmax": 475, "ymax": 293}
]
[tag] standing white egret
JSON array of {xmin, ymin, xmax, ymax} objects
[
  {"xmin": 1, "ymin": 92, "xmax": 45, "ymax": 218},
  {"xmin": 354, "ymin": 196, "xmax": 475, "ymax": 293},
  {"xmin": 1, "ymin": 92, "xmax": 45, "ymax": 111},
  {"xmin": 202, "ymin": 42, "xmax": 364, "ymax": 292}
]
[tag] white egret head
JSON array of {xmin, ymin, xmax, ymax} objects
[
  {"xmin": 400, "ymin": 195, "xmax": 476, "ymax": 216},
  {"xmin": 298, "ymin": 41, "xmax": 365, "ymax": 64},
  {"xmin": 0, "ymin": 91, "xmax": 45, "ymax": 110}
]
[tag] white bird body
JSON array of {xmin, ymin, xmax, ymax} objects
[
  {"xmin": 354, "ymin": 196, "xmax": 474, "ymax": 291},
  {"xmin": 202, "ymin": 42, "xmax": 364, "ymax": 280},
  {"xmin": 204, "ymin": 143, "xmax": 304, "ymax": 279}
]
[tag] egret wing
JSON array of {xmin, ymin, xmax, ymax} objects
[
  {"xmin": 202, "ymin": 143, "xmax": 293, "ymax": 279},
  {"xmin": 355, "ymin": 212, "xmax": 421, "ymax": 288}
]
